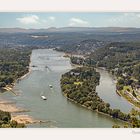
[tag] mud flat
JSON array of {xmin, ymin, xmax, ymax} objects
[{"xmin": 12, "ymin": 115, "xmax": 39, "ymax": 124}]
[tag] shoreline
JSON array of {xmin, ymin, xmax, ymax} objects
[
  {"xmin": 116, "ymin": 89, "xmax": 140, "ymax": 109},
  {"xmin": 0, "ymin": 54, "xmax": 34, "ymax": 125},
  {"xmin": 18, "ymin": 53, "xmax": 32, "ymax": 81},
  {"xmin": 0, "ymin": 100, "xmax": 36, "ymax": 124},
  {"xmin": 63, "ymin": 53, "xmax": 84, "ymax": 69},
  {"xmin": 11, "ymin": 114, "xmax": 40, "ymax": 124},
  {"xmin": 60, "ymin": 63, "xmax": 132, "ymax": 127},
  {"xmin": 2, "ymin": 55, "xmax": 32, "ymax": 94},
  {"xmin": 63, "ymin": 93, "xmax": 130, "ymax": 127},
  {"xmin": 96, "ymin": 67, "xmax": 140, "ymax": 110},
  {"xmin": 69, "ymin": 61, "xmax": 139, "ymax": 109},
  {"xmin": 0, "ymin": 100, "xmax": 30, "ymax": 113}
]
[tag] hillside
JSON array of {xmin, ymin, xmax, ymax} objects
[{"xmin": 55, "ymin": 39, "xmax": 108, "ymax": 54}]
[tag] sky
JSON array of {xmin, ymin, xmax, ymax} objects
[{"xmin": 0, "ymin": 12, "xmax": 140, "ymax": 29}]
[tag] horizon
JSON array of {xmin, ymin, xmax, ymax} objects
[{"xmin": 0, "ymin": 26, "xmax": 140, "ymax": 30}]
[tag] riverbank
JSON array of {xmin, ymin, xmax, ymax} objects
[
  {"xmin": 63, "ymin": 93, "xmax": 130, "ymax": 126},
  {"xmin": 18, "ymin": 65, "xmax": 32, "ymax": 81},
  {"xmin": 63, "ymin": 53, "xmax": 83, "ymax": 68},
  {"xmin": 68, "ymin": 62, "xmax": 135, "ymax": 113},
  {"xmin": 0, "ymin": 54, "xmax": 33, "ymax": 126},
  {"xmin": 0, "ymin": 99, "xmax": 38, "ymax": 125},
  {"xmin": 0, "ymin": 100, "xmax": 29, "ymax": 113},
  {"xmin": 117, "ymin": 89, "xmax": 140, "ymax": 109},
  {"xmin": 97, "ymin": 67, "xmax": 140, "ymax": 110},
  {"xmin": 61, "ymin": 66, "xmax": 133, "ymax": 127},
  {"xmin": 0, "ymin": 56, "xmax": 31, "ymax": 94},
  {"xmin": 1, "ymin": 49, "xmax": 129, "ymax": 128},
  {"xmin": 2, "ymin": 54, "xmax": 32, "ymax": 93},
  {"xmin": 11, "ymin": 115, "xmax": 39, "ymax": 124}
]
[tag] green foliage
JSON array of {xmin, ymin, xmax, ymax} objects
[
  {"xmin": 10, "ymin": 120, "xmax": 25, "ymax": 128},
  {"xmin": 0, "ymin": 47, "xmax": 31, "ymax": 89},
  {"xmin": 0, "ymin": 110, "xmax": 11, "ymax": 123},
  {"xmin": 0, "ymin": 110, "xmax": 25, "ymax": 128},
  {"xmin": 61, "ymin": 67, "xmax": 131, "ymax": 123},
  {"xmin": 118, "ymin": 78, "xmax": 124, "ymax": 85},
  {"xmin": 133, "ymin": 64, "xmax": 140, "ymax": 81},
  {"xmin": 130, "ymin": 117, "xmax": 140, "ymax": 128},
  {"xmin": 0, "ymin": 47, "xmax": 30, "ymax": 128},
  {"xmin": 84, "ymin": 42, "xmax": 140, "ymax": 89},
  {"xmin": 88, "ymin": 42, "xmax": 140, "ymax": 68},
  {"xmin": 112, "ymin": 124, "xmax": 121, "ymax": 128}
]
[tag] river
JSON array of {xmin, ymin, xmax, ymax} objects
[
  {"xmin": 0, "ymin": 49, "xmax": 128, "ymax": 128},
  {"xmin": 96, "ymin": 68, "xmax": 133, "ymax": 113}
]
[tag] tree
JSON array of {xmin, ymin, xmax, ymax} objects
[
  {"xmin": 111, "ymin": 109, "xmax": 120, "ymax": 118},
  {"xmin": 106, "ymin": 103, "xmax": 110, "ymax": 108},
  {"xmin": 112, "ymin": 124, "xmax": 121, "ymax": 128},
  {"xmin": 118, "ymin": 78, "xmax": 124, "ymax": 85}
]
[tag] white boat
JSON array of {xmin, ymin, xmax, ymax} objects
[{"xmin": 41, "ymin": 95, "xmax": 47, "ymax": 100}]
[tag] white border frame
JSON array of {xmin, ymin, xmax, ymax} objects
[
  {"xmin": 0, "ymin": 0, "xmax": 140, "ymax": 12},
  {"xmin": 0, "ymin": 0, "xmax": 140, "ymax": 140}
]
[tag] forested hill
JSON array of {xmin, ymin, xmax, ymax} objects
[
  {"xmin": 71, "ymin": 42, "xmax": 140, "ymax": 67},
  {"xmin": 71, "ymin": 41, "xmax": 140, "ymax": 84},
  {"xmin": 88, "ymin": 42, "xmax": 140, "ymax": 69},
  {"xmin": 1, "ymin": 30, "xmax": 140, "ymax": 55},
  {"xmin": 70, "ymin": 42, "xmax": 140, "ymax": 108},
  {"xmin": 55, "ymin": 39, "xmax": 108, "ymax": 54}
]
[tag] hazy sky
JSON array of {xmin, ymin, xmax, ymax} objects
[{"xmin": 0, "ymin": 12, "xmax": 140, "ymax": 28}]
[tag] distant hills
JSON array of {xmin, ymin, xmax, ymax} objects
[
  {"xmin": 1, "ymin": 27, "xmax": 140, "ymax": 55},
  {"xmin": 0, "ymin": 27, "xmax": 140, "ymax": 33}
]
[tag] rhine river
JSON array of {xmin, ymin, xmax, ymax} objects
[{"xmin": 0, "ymin": 49, "xmax": 132, "ymax": 127}]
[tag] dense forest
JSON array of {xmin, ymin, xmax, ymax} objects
[
  {"xmin": 0, "ymin": 47, "xmax": 32, "ymax": 89},
  {"xmin": 61, "ymin": 67, "xmax": 138, "ymax": 125},
  {"xmin": 0, "ymin": 46, "xmax": 33, "ymax": 127},
  {"xmin": 61, "ymin": 67, "xmax": 140, "ymax": 127},
  {"xmin": 88, "ymin": 42, "xmax": 140, "ymax": 69},
  {"xmin": 87, "ymin": 42, "xmax": 140, "ymax": 107},
  {"xmin": 70, "ymin": 42, "xmax": 140, "ymax": 111}
]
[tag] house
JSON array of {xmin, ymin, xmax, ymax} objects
[{"xmin": 70, "ymin": 72, "xmax": 80, "ymax": 76}]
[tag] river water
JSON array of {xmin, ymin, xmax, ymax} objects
[
  {"xmin": 0, "ymin": 49, "xmax": 129, "ymax": 128},
  {"xmin": 96, "ymin": 69, "xmax": 133, "ymax": 113}
]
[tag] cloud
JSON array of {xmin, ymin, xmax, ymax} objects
[
  {"xmin": 69, "ymin": 18, "xmax": 89, "ymax": 27},
  {"xmin": 48, "ymin": 16, "xmax": 55, "ymax": 21},
  {"xmin": 42, "ymin": 16, "xmax": 56, "ymax": 25},
  {"xmin": 16, "ymin": 15, "xmax": 39, "ymax": 25}
]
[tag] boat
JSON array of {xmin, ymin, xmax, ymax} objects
[
  {"xmin": 41, "ymin": 95, "xmax": 47, "ymax": 100},
  {"xmin": 31, "ymin": 65, "xmax": 37, "ymax": 67},
  {"xmin": 40, "ymin": 92, "xmax": 47, "ymax": 100},
  {"xmin": 49, "ymin": 85, "xmax": 53, "ymax": 88}
]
